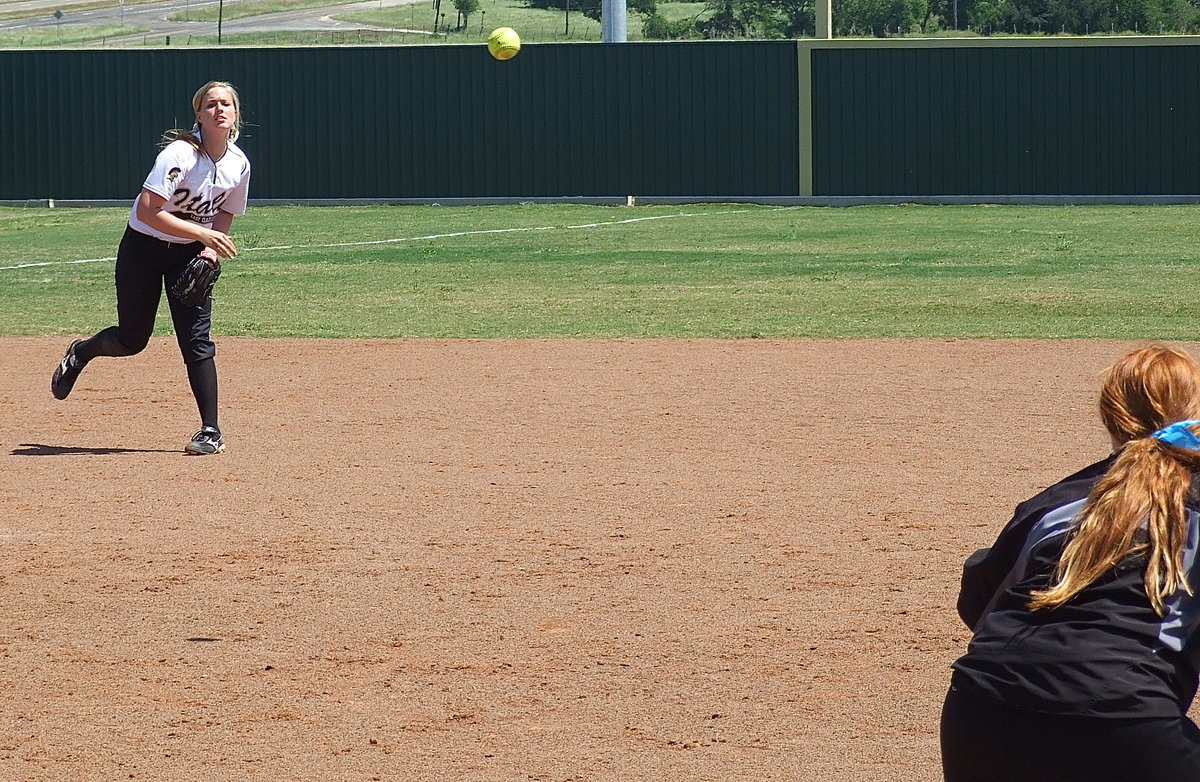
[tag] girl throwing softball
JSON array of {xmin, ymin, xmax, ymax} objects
[
  {"xmin": 51, "ymin": 80, "xmax": 250, "ymax": 455},
  {"xmin": 943, "ymin": 345, "xmax": 1200, "ymax": 781}
]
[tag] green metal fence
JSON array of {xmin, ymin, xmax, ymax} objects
[
  {"xmin": 806, "ymin": 37, "xmax": 1200, "ymax": 196},
  {"xmin": 2, "ymin": 37, "xmax": 1199, "ymax": 201},
  {"xmin": 0, "ymin": 42, "xmax": 799, "ymax": 200}
]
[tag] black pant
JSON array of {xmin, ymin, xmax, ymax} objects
[
  {"xmin": 941, "ymin": 677, "xmax": 1200, "ymax": 782},
  {"xmin": 111, "ymin": 225, "xmax": 216, "ymax": 363},
  {"xmin": 78, "ymin": 225, "xmax": 219, "ymax": 428}
]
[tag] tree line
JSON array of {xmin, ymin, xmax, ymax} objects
[{"xmin": 516, "ymin": 0, "xmax": 1200, "ymax": 37}]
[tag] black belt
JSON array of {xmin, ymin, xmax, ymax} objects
[{"xmin": 128, "ymin": 225, "xmax": 199, "ymax": 249}]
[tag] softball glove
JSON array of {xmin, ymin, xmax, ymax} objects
[{"xmin": 169, "ymin": 253, "xmax": 222, "ymax": 308}]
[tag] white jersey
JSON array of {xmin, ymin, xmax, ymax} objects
[{"xmin": 129, "ymin": 134, "xmax": 251, "ymax": 242}]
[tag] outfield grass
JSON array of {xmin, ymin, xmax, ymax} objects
[
  {"xmin": 0, "ymin": 0, "xmax": 706, "ymax": 46},
  {"xmin": 0, "ymin": 0, "xmax": 165, "ymax": 22},
  {"xmin": 334, "ymin": 0, "xmax": 709, "ymax": 42},
  {"xmin": 175, "ymin": 0, "xmax": 706, "ymax": 45},
  {"xmin": 0, "ymin": 25, "xmax": 144, "ymax": 45},
  {"xmin": 166, "ymin": 0, "xmax": 364, "ymax": 24},
  {"xmin": 2, "ymin": 203, "xmax": 1197, "ymax": 339},
  {"xmin": 175, "ymin": 28, "xmax": 439, "ymax": 45}
]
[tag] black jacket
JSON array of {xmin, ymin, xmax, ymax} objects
[{"xmin": 953, "ymin": 456, "xmax": 1200, "ymax": 718}]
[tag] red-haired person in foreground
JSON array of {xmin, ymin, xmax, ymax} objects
[{"xmin": 944, "ymin": 345, "xmax": 1200, "ymax": 782}]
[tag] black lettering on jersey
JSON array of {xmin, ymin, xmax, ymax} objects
[{"xmin": 168, "ymin": 187, "xmax": 231, "ymax": 225}]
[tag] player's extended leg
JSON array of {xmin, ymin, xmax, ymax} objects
[
  {"xmin": 167, "ymin": 274, "xmax": 223, "ymax": 455},
  {"xmin": 51, "ymin": 227, "xmax": 165, "ymax": 400},
  {"xmin": 185, "ymin": 358, "xmax": 218, "ymax": 427}
]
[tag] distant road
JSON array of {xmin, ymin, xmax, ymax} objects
[{"xmin": 0, "ymin": 0, "xmax": 428, "ymax": 40}]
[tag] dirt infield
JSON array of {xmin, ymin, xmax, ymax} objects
[{"xmin": 0, "ymin": 336, "xmax": 1181, "ymax": 781}]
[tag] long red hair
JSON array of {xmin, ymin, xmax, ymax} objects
[{"xmin": 1029, "ymin": 345, "xmax": 1200, "ymax": 614}]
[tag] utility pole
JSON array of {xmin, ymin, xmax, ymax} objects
[
  {"xmin": 601, "ymin": 0, "xmax": 625, "ymax": 41},
  {"xmin": 816, "ymin": 0, "xmax": 832, "ymax": 38}
]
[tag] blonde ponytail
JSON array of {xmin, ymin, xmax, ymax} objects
[{"xmin": 158, "ymin": 127, "xmax": 202, "ymax": 152}]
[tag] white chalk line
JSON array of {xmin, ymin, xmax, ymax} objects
[
  {"xmin": 2, "ymin": 256, "xmax": 117, "ymax": 270},
  {"xmin": 0, "ymin": 208, "xmax": 762, "ymax": 271}
]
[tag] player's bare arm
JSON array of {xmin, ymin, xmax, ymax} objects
[
  {"xmin": 196, "ymin": 210, "xmax": 237, "ymax": 263},
  {"xmin": 135, "ymin": 189, "xmax": 238, "ymax": 259}
]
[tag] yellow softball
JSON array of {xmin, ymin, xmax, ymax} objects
[{"xmin": 487, "ymin": 27, "xmax": 521, "ymax": 61}]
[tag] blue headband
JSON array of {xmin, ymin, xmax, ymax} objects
[{"xmin": 1151, "ymin": 420, "xmax": 1200, "ymax": 451}]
